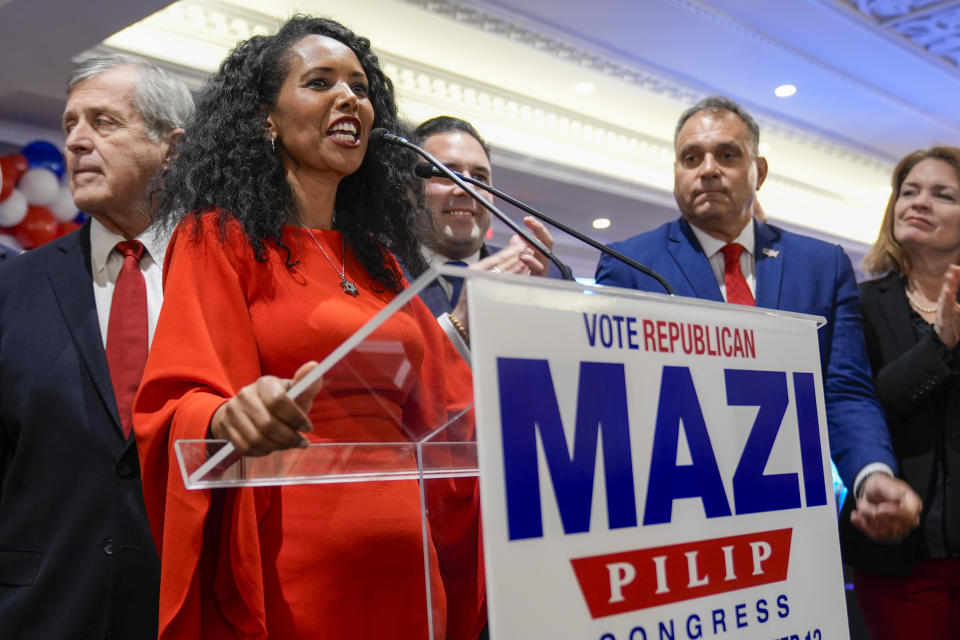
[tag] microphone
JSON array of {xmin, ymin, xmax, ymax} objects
[
  {"xmin": 371, "ymin": 128, "xmax": 574, "ymax": 280},
  {"xmin": 369, "ymin": 128, "xmax": 408, "ymax": 147},
  {"xmin": 414, "ymin": 163, "xmax": 675, "ymax": 295}
]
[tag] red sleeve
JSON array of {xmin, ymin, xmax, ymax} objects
[{"xmin": 133, "ymin": 214, "xmax": 268, "ymax": 639}]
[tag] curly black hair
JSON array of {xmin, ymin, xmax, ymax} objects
[{"xmin": 154, "ymin": 15, "xmax": 430, "ymax": 290}]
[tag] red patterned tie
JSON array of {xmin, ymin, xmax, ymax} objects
[
  {"xmin": 106, "ymin": 240, "xmax": 148, "ymax": 439},
  {"xmin": 720, "ymin": 243, "xmax": 755, "ymax": 306}
]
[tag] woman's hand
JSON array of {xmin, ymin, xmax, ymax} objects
[
  {"xmin": 210, "ymin": 360, "xmax": 324, "ymax": 456},
  {"xmin": 934, "ymin": 264, "xmax": 960, "ymax": 349}
]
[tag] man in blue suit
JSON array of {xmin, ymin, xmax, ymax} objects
[
  {"xmin": 596, "ymin": 96, "xmax": 921, "ymax": 543},
  {"xmin": 411, "ymin": 116, "xmax": 558, "ymax": 319},
  {"xmin": 0, "ymin": 55, "xmax": 192, "ymax": 638}
]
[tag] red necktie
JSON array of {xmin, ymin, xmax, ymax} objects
[
  {"xmin": 720, "ymin": 243, "xmax": 755, "ymax": 306},
  {"xmin": 106, "ymin": 240, "xmax": 148, "ymax": 439}
]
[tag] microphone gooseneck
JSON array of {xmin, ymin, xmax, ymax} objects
[
  {"xmin": 413, "ymin": 163, "xmax": 675, "ymax": 295},
  {"xmin": 372, "ymin": 129, "xmax": 574, "ymax": 281}
]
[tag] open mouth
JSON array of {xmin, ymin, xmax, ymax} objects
[
  {"xmin": 327, "ymin": 118, "xmax": 361, "ymax": 147},
  {"xmin": 444, "ymin": 209, "xmax": 475, "ymax": 217}
]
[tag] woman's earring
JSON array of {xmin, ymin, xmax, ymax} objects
[{"xmin": 270, "ymin": 137, "xmax": 276, "ymax": 151}]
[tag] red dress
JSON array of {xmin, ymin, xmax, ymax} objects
[{"xmin": 134, "ymin": 213, "xmax": 484, "ymax": 639}]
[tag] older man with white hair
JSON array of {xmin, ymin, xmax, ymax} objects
[{"xmin": 0, "ymin": 54, "xmax": 192, "ymax": 639}]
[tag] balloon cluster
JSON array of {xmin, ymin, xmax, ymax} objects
[{"xmin": 0, "ymin": 141, "xmax": 85, "ymax": 251}]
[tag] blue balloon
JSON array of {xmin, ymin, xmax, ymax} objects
[{"xmin": 21, "ymin": 141, "xmax": 65, "ymax": 179}]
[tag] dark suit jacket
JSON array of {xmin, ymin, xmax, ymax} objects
[
  {"xmin": 0, "ymin": 222, "xmax": 159, "ymax": 638},
  {"xmin": 408, "ymin": 243, "xmax": 564, "ymax": 317},
  {"xmin": 595, "ymin": 217, "xmax": 897, "ymax": 489},
  {"xmin": 840, "ymin": 272, "xmax": 960, "ymax": 575}
]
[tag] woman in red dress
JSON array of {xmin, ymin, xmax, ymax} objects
[{"xmin": 133, "ymin": 16, "xmax": 483, "ymax": 640}]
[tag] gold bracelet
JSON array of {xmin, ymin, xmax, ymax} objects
[{"xmin": 446, "ymin": 312, "xmax": 469, "ymax": 342}]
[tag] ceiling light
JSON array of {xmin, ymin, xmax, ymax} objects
[
  {"xmin": 774, "ymin": 84, "xmax": 797, "ymax": 98},
  {"xmin": 592, "ymin": 218, "xmax": 611, "ymax": 230},
  {"xmin": 574, "ymin": 82, "xmax": 595, "ymax": 95}
]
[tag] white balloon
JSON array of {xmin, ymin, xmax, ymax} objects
[
  {"xmin": 49, "ymin": 184, "xmax": 78, "ymax": 223},
  {"xmin": 18, "ymin": 168, "xmax": 60, "ymax": 206},
  {"xmin": 0, "ymin": 233, "xmax": 23, "ymax": 254},
  {"xmin": 0, "ymin": 189, "xmax": 28, "ymax": 227}
]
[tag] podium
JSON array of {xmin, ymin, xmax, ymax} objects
[{"xmin": 175, "ymin": 266, "xmax": 850, "ymax": 639}]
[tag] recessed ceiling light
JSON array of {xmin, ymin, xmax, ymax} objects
[
  {"xmin": 774, "ymin": 84, "xmax": 797, "ymax": 98},
  {"xmin": 592, "ymin": 218, "xmax": 611, "ymax": 230},
  {"xmin": 574, "ymin": 82, "xmax": 596, "ymax": 95}
]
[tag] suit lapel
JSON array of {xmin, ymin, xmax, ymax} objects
[
  {"xmin": 754, "ymin": 220, "xmax": 784, "ymax": 309},
  {"xmin": 421, "ymin": 279, "xmax": 454, "ymax": 315},
  {"xmin": 47, "ymin": 223, "xmax": 124, "ymax": 438},
  {"xmin": 872, "ymin": 273, "xmax": 915, "ymax": 356},
  {"xmin": 668, "ymin": 219, "xmax": 724, "ymax": 302}
]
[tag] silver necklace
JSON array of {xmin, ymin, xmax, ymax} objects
[
  {"xmin": 904, "ymin": 287, "xmax": 935, "ymax": 314},
  {"xmin": 301, "ymin": 225, "xmax": 359, "ymax": 296}
]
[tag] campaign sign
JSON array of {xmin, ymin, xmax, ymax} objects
[{"xmin": 468, "ymin": 276, "xmax": 847, "ymax": 640}]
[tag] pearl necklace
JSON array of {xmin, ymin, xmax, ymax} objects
[
  {"xmin": 301, "ymin": 225, "xmax": 359, "ymax": 296},
  {"xmin": 904, "ymin": 287, "xmax": 935, "ymax": 314}
]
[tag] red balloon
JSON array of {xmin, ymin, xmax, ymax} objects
[
  {"xmin": 56, "ymin": 221, "xmax": 81, "ymax": 237},
  {"xmin": 12, "ymin": 205, "xmax": 58, "ymax": 249},
  {"xmin": 0, "ymin": 154, "xmax": 29, "ymax": 201}
]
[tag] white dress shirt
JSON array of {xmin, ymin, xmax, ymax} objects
[
  {"xmin": 89, "ymin": 218, "xmax": 168, "ymax": 347},
  {"xmin": 688, "ymin": 221, "xmax": 756, "ymax": 301}
]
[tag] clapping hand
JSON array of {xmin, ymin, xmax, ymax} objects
[{"xmin": 934, "ymin": 264, "xmax": 960, "ymax": 349}]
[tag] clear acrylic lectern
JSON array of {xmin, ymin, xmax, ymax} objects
[{"xmin": 175, "ymin": 265, "xmax": 487, "ymax": 640}]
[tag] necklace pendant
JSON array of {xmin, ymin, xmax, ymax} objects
[{"xmin": 341, "ymin": 277, "xmax": 359, "ymax": 296}]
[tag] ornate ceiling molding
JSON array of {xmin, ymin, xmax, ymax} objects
[
  {"xmin": 406, "ymin": 0, "xmax": 900, "ymax": 170},
  {"xmin": 852, "ymin": 0, "xmax": 953, "ymax": 21},
  {"xmin": 381, "ymin": 51, "xmax": 676, "ymax": 190},
  {"xmin": 673, "ymin": 0, "xmax": 960, "ymax": 161},
  {"xmin": 90, "ymin": 0, "xmax": 896, "ymax": 243},
  {"xmin": 106, "ymin": 0, "xmax": 896, "ymax": 171},
  {"xmin": 129, "ymin": 0, "xmax": 278, "ymax": 50},
  {"xmin": 837, "ymin": 0, "xmax": 960, "ymax": 68},
  {"xmin": 401, "ymin": 0, "xmax": 699, "ymax": 102}
]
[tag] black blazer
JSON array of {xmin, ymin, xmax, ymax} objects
[
  {"xmin": 840, "ymin": 271, "xmax": 960, "ymax": 575},
  {"xmin": 0, "ymin": 223, "xmax": 159, "ymax": 638}
]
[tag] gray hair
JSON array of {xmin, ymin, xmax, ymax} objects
[
  {"xmin": 674, "ymin": 95, "xmax": 761, "ymax": 157},
  {"xmin": 67, "ymin": 54, "xmax": 193, "ymax": 141}
]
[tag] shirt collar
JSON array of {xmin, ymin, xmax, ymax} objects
[
  {"xmin": 424, "ymin": 246, "xmax": 481, "ymax": 270},
  {"xmin": 689, "ymin": 217, "xmax": 755, "ymax": 259},
  {"xmin": 89, "ymin": 217, "xmax": 170, "ymax": 273}
]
